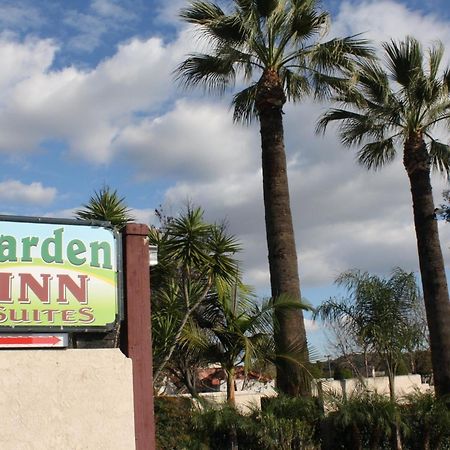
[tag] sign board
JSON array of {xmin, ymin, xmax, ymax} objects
[
  {"xmin": 0, "ymin": 216, "xmax": 121, "ymax": 331},
  {"xmin": 0, "ymin": 333, "xmax": 68, "ymax": 348}
]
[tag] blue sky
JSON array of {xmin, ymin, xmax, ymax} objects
[{"xmin": 0, "ymin": 0, "xmax": 449, "ymax": 357}]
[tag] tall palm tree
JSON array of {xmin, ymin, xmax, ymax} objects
[
  {"xmin": 317, "ymin": 37, "xmax": 450, "ymax": 397},
  {"xmin": 176, "ymin": 0, "xmax": 373, "ymax": 396}
]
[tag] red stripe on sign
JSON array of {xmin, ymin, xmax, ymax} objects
[{"xmin": 0, "ymin": 336, "xmax": 61, "ymax": 345}]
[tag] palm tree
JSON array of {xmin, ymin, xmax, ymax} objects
[
  {"xmin": 75, "ymin": 185, "xmax": 134, "ymax": 229},
  {"xmin": 317, "ymin": 37, "xmax": 450, "ymax": 397},
  {"xmin": 315, "ymin": 268, "xmax": 424, "ymax": 402},
  {"xmin": 197, "ymin": 284, "xmax": 311, "ymax": 406},
  {"xmin": 176, "ymin": 0, "xmax": 374, "ymax": 396}
]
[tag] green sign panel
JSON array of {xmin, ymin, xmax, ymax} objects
[{"xmin": 0, "ymin": 218, "xmax": 120, "ymax": 330}]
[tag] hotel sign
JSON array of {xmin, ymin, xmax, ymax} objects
[{"xmin": 0, "ymin": 217, "xmax": 121, "ymax": 330}]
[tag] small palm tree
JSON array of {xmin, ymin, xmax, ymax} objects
[
  {"xmin": 75, "ymin": 186, "xmax": 134, "ymax": 229},
  {"xmin": 315, "ymin": 268, "xmax": 424, "ymax": 402},
  {"xmin": 317, "ymin": 37, "xmax": 450, "ymax": 398},
  {"xmin": 176, "ymin": 0, "xmax": 374, "ymax": 396},
  {"xmin": 196, "ymin": 285, "xmax": 311, "ymax": 406}
]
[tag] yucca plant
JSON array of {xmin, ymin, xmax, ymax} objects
[
  {"xmin": 75, "ymin": 185, "xmax": 134, "ymax": 229},
  {"xmin": 150, "ymin": 206, "xmax": 241, "ymax": 385}
]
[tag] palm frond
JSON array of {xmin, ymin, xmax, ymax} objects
[
  {"xmin": 444, "ymin": 67, "xmax": 450, "ymax": 92},
  {"xmin": 356, "ymin": 138, "xmax": 396, "ymax": 170},
  {"xmin": 383, "ymin": 36, "xmax": 423, "ymax": 88},
  {"xmin": 232, "ymin": 83, "xmax": 258, "ymax": 123},
  {"xmin": 175, "ymin": 53, "xmax": 236, "ymax": 93},
  {"xmin": 311, "ymin": 72, "xmax": 350, "ymax": 100},
  {"xmin": 357, "ymin": 59, "xmax": 392, "ymax": 105},
  {"xmin": 255, "ymin": 0, "xmax": 279, "ymax": 18},
  {"xmin": 429, "ymin": 139, "xmax": 450, "ymax": 176},
  {"xmin": 428, "ymin": 40, "xmax": 444, "ymax": 80},
  {"xmin": 280, "ymin": 66, "xmax": 310, "ymax": 101},
  {"xmin": 317, "ymin": 108, "xmax": 389, "ymax": 149},
  {"xmin": 180, "ymin": 1, "xmax": 224, "ymax": 23},
  {"xmin": 290, "ymin": 7, "xmax": 329, "ymax": 42},
  {"xmin": 316, "ymin": 108, "xmax": 360, "ymax": 135},
  {"xmin": 308, "ymin": 35, "xmax": 375, "ymax": 74}
]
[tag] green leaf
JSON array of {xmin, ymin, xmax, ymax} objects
[
  {"xmin": 256, "ymin": 0, "xmax": 278, "ymax": 17},
  {"xmin": 383, "ymin": 36, "xmax": 423, "ymax": 88},
  {"xmin": 356, "ymin": 138, "xmax": 396, "ymax": 170},
  {"xmin": 429, "ymin": 139, "xmax": 450, "ymax": 176},
  {"xmin": 232, "ymin": 83, "xmax": 258, "ymax": 123},
  {"xmin": 75, "ymin": 185, "xmax": 134, "ymax": 229}
]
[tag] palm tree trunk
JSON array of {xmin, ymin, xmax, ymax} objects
[
  {"xmin": 226, "ymin": 368, "xmax": 238, "ymax": 450},
  {"xmin": 227, "ymin": 368, "xmax": 236, "ymax": 406},
  {"xmin": 255, "ymin": 68, "xmax": 310, "ymax": 397},
  {"xmin": 403, "ymin": 134, "xmax": 450, "ymax": 398}
]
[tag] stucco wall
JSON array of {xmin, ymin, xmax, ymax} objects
[
  {"xmin": 319, "ymin": 374, "xmax": 431, "ymax": 398},
  {"xmin": 0, "ymin": 348, "xmax": 135, "ymax": 450}
]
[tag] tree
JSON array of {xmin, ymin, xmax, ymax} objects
[
  {"xmin": 317, "ymin": 37, "xmax": 450, "ymax": 397},
  {"xmin": 315, "ymin": 268, "xmax": 425, "ymax": 402},
  {"xmin": 75, "ymin": 185, "xmax": 134, "ymax": 229},
  {"xmin": 176, "ymin": 0, "xmax": 374, "ymax": 396},
  {"xmin": 149, "ymin": 206, "xmax": 240, "ymax": 386},
  {"xmin": 437, "ymin": 189, "xmax": 450, "ymax": 222},
  {"xmin": 73, "ymin": 186, "xmax": 134, "ymax": 348},
  {"xmin": 196, "ymin": 285, "xmax": 311, "ymax": 406}
]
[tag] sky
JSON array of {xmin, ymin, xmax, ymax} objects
[{"xmin": 0, "ymin": 0, "xmax": 449, "ymax": 358}]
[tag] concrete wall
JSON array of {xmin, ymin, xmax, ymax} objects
[
  {"xmin": 0, "ymin": 349, "xmax": 135, "ymax": 450},
  {"xmin": 319, "ymin": 374, "xmax": 431, "ymax": 399},
  {"xmin": 195, "ymin": 390, "xmax": 276, "ymax": 413}
]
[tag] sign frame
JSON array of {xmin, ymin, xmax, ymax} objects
[{"xmin": 0, "ymin": 215, "xmax": 124, "ymax": 332}]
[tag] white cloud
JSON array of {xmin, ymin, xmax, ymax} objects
[
  {"xmin": 0, "ymin": 2, "xmax": 44, "ymax": 32},
  {"xmin": 131, "ymin": 208, "xmax": 157, "ymax": 226},
  {"xmin": 91, "ymin": 0, "xmax": 136, "ymax": 21},
  {"xmin": 333, "ymin": 0, "xmax": 450, "ymax": 53},
  {"xmin": 0, "ymin": 32, "xmax": 190, "ymax": 161},
  {"xmin": 63, "ymin": 0, "xmax": 138, "ymax": 52},
  {"xmin": 305, "ymin": 319, "xmax": 320, "ymax": 332},
  {"xmin": 0, "ymin": 180, "xmax": 56, "ymax": 205},
  {"xmin": 0, "ymin": 35, "xmax": 55, "ymax": 95},
  {"xmin": 117, "ymin": 99, "xmax": 259, "ymax": 182}
]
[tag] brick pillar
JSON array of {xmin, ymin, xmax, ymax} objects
[{"xmin": 122, "ymin": 223, "xmax": 155, "ymax": 450}]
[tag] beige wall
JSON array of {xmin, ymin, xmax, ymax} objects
[
  {"xmin": 319, "ymin": 374, "xmax": 431, "ymax": 399},
  {"xmin": 0, "ymin": 349, "xmax": 135, "ymax": 450}
]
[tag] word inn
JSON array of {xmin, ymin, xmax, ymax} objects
[{"xmin": 0, "ymin": 273, "xmax": 89, "ymax": 304}]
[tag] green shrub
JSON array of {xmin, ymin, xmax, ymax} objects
[
  {"xmin": 191, "ymin": 404, "xmax": 255, "ymax": 450},
  {"xmin": 402, "ymin": 391, "xmax": 450, "ymax": 450},
  {"xmin": 191, "ymin": 396, "xmax": 323, "ymax": 450},
  {"xmin": 154, "ymin": 396, "xmax": 202, "ymax": 450},
  {"xmin": 323, "ymin": 392, "xmax": 400, "ymax": 450},
  {"xmin": 333, "ymin": 366, "xmax": 353, "ymax": 380}
]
